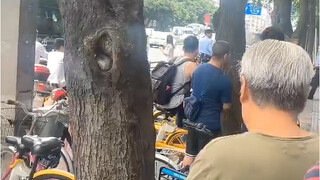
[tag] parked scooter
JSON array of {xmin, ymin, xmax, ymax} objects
[
  {"xmin": 44, "ymin": 88, "xmax": 67, "ymax": 106},
  {"xmin": 33, "ymin": 64, "xmax": 51, "ymax": 107}
]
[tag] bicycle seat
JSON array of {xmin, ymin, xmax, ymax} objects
[
  {"xmin": 153, "ymin": 104, "xmax": 176, "ymax": 117},
  {"xmin": 5, "ymin": 136, "xmax": 28, "ymax": 152},
  {"xmin": 6, "ymin": 136, "xmax": 21, "ymax": 147},
  {"xmin": 22, "ymin": 135, "xmax": 61, "ymax": 157}
]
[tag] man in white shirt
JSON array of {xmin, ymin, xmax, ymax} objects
[
  {"xmin": 35, "ymin": 40, "xmax": 48, "ymax": 64},
  {"xmin": 47, "ymin": 38, "xmax": 66, "ymax": 88}
]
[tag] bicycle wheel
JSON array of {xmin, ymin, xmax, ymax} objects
[
  {"xmin": 1, "ymin": 145, "xmax": 15, "ymax": 177},
  {"xmin": 153, "ymin": 110, "xmax": 165, "ymax": 123},
  {"xmin": 56, "ymin": 147, "xmax": 73, "ymax": 173},
  {"xmin": 33, "ymin": 169, "xmax": 74, "ymax": 180},
  {"xmin": 155, "ymin": 153, "xmax": 179, "ymax": 180},
  {"xmin": 165, "ymin": 130, "xmax": 187, "ymax": 148}
]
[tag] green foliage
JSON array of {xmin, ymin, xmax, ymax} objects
[
  {"xmin": 144, "ymin": 0, "xmax": 217, "ymax": 31},
  {"xmin": 144, "ymin": 0, "xmax": 174, "ymax": 31},
  {"xmin": 291, "ymin": 0, "xmax": 300, "ymax": 27}
]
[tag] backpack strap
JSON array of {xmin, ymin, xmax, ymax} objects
[
  {"xmin": 174, "ymin": 57, "xmax": 193, "ymax": 66},
  {"xmin": 171, "ymin": 81, "xmax": 191, "ymax": 97}
]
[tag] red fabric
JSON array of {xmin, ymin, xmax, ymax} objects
[{"xmin": 51, "ymin": 88, "xmax": 67, "ymax": 101}]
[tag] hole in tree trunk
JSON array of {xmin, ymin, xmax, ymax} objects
[{"xmin": 95, "ymin": 33, "xmax": 113, "ymax": 71}]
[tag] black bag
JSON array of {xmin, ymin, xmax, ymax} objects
[
  {"xmin": 184, "ymin": 95, "xmax": 201, "ymax": 122},
  {"xmin": 151, "ymin": 58, "xmax": 191, "ymax": 105}
]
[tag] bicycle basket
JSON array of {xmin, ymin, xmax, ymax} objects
[
  {"xmin": 34, "ymin": 113, "xmax": 69, "ymax": 138},
  {"xmin": 1, "ymin": 106, "xmax": 31, "ymax": 142}
]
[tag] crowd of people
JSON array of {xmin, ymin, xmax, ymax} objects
[
  {"xmin": 35, "ymin": 26, "xmax": 319, "ymax": 179},
  {"xmin": 156, "ymin": 26, "xmax": 319, "ymax": 179}
]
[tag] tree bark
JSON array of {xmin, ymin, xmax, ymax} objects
[
  {"xmin": 292, "ymin": 0, "xmax": 307, "ymax": 44},
  {"xmin": 216, "ymin": 0, "xmax": 247, "ymax": 135},
  {"xmin": 271, "ymin": 0, "xmax": 293, "ymax": 37},
  {"xmin": 292, "ymin": 0, "xmax": 317, "ymax": 56},
  {"xmin": 60, "ymin": 0, "xmax": 154, "ymax": 179}
]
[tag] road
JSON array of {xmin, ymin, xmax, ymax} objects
[{"xmin": 147, "ymin": 45, "xmax": 184, "ymax": 68}]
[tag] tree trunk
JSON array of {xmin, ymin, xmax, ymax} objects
[
  {"xmin": 216, "ymin": 0, "xmax": 247, "ymax": 135},
  {"xmin": 271, "ymin": 0, "xmax": 293, "ymax": 37},
  {"xmin": 292, "ymin": 0, "xmax": 307, "ymax": 44},
  {"xmin": 292, "ymin": 0, "xmax": 317, "ymax": 56},
  {"xmin": 60, "ymin": 0, "xmax": 154, "ymax": 179}
]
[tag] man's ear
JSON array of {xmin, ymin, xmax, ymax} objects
[
  {"xmin": 223, "ymin": 53, "xmax": 230, "ymax": 61},
  {"xmin": 240, "ymin": 76, "xmax": 249, "ymax": 104},
  {"xmin": 223, "ymin": 54, "xmax": 228, "ymax": 61}
]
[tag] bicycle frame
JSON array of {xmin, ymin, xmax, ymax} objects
[
  {"xmin": 2, "ymin": 141, "xmax": 73, "ymax": 180},
  {"xmin": 1, "ymin": 152, "xmax": 34, "ymax": 180},
  {"xmin": 1, "ymin": 100, "xmax": 72, "ymax": 180},
  {"xmin": 155, "ymin": 142, "xmax": 185, "ymax": 153},
  {"xmin": 1, "ymin": 153, "xmax": 19, "ymax": 180},
  {"xmin": 2, "ymin": 154, "xmax": 74, "ymax": 180}
]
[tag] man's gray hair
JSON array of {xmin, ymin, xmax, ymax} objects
[{"xmin": 240, "ymin": 40, "xmax": 314, "ymax": 113}]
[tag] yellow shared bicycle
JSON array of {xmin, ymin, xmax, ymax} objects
[{"xmin": 153, "ymin": 107, "xmax": 187, "ymax": 153}]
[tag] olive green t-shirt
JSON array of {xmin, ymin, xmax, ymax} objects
[{"xmin": 187, "ymin": 132, "xmax": 319, "ymax": 180}]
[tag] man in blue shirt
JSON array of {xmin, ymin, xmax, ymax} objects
[
  {"xmin": 182, "ymin": 41, "xmax": 232, "ymax": 168},
  {"xmin": 199, "ymin": 29, "xmax": 214, "ymax": 63}
]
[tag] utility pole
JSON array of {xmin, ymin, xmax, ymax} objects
[{"xmin": 1, "ymin": 0, "xmax": 38, "ymax": 139}]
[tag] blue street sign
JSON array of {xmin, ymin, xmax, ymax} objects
[{"xmin": 245, "ymin": 3, "xmax": 262, "ymax": 15}]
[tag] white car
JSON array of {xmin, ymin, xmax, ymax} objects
[
  {"xmin": 149, "ymin": 31, "xmax": 176, "ymax": 47},
  {"xmin": 174, "ymin": 27, "xmax": 194, "ymax": 43},
  {"xmin": 149, "ymin": 32, "xmax": 166, "ymax": 47}
]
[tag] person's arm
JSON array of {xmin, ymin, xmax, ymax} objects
[
  {"xmin": 223, "ymin": 103, "xmax": 231, "ymax": 110},
  {"xmin": 184, "ymin": 61, "xmax": 198, "ymax": 79},
  {"xmin": 207, "ymin": 39, "xmax": 214, "ymax": 57},
  {"xmin": 162, "ymin": 44, "xmax": 172, "ymax": 57},
  {"xmin": 186, "ymin": 146, "xmax": 220, "ymax": 180},
  {"xmin": 37, "ymin": 43, "xmax": 48, "ymax": 60}
]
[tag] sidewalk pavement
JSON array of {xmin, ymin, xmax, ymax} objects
[{"xmin": 299, "ymin": 88, "xmax": 319, "ymax": 134}]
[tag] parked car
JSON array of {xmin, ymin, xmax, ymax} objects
[
  {"xmin": 174, "ymin": 27, "xmax": 194, "ymax": 43},
  {"xmin": 149, "ymin": 31, "xmax": 166, "ymax": 47}
]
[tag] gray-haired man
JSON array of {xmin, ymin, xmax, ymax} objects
[{"xmin": 187, "ymin": 40, "xmax": 319, "ymax": 180}]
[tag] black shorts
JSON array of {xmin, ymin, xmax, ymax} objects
[
  {"xmin": 200, "ymin": 53, "xmax": 211, "ymax": 63},
  {"xmin": 185, "ymin": 128, "xmax": 221, "ymax": 157}
]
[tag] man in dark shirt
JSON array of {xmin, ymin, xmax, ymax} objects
[{"xmin": 182, "ymin": 41, "xmax": 232, "ymax": 167}]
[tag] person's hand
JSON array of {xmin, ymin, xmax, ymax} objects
[{"xmin": 159, "ymin": 46, "xmax": 164, "ymax": 51}]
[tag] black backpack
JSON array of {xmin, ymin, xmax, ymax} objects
[{"xmin": 151, "ymin": 57, "xmax": 191, "ymax": 105}]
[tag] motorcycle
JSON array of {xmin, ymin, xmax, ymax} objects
[
  {"xmin": 44, "ymin": 88, "xmax": 67, "ymax": 107},
  {"xmin": 33, "ymin": 64, "xmax": 51, "ymax": 107}
]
